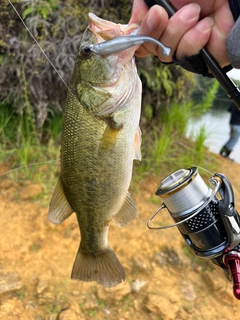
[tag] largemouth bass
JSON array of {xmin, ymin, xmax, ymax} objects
[{"xmin": 48, "ymin": 13, "xmax": 142, "ymax": 287}]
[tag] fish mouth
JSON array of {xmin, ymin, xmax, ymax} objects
[
  {"xmin": 88, "ymin": 13, "xmax": 139, "ymax": 42},
  {"xmin": 87, "ymin": 13, "xmax": 140, "ymax": 68},
  {"xmin": 79, "ymin": 14, "xmax": 139, "ymax": 88}
]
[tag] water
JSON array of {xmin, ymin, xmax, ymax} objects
[{"xmin": 186, "ymin": 103, "xmax": 240, "ymax": 164}]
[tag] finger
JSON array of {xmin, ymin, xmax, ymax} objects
[
  {"xmin": 157, "ymin": 3, "xmax": 201, "ymax": 62},
  {"xmin": 171, "ymin": 0, "xmax": 215, "ymax": 16},
  {"xmin": 175, "ymin": 17, "xmax": 214, "ymax": 60},
  {"xmin": 129, "ymin": 0, "xmax": 149, "ymax": 25},
  {"xmin": 134, "ymin": 5, "xmax": 168, "ymax": 58},
  {"xmin": 207, "ymin": 2, "xmax": 234, "ymax": 66}
]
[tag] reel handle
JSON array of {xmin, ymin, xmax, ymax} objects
[{"xmin": 224, "ymin": 251, "xmax": 240, "ymax": 300}]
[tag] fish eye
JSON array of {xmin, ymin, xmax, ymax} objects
[{"xmin": 80, "ymin": 46, "xmax": 93, "ymax": 58}]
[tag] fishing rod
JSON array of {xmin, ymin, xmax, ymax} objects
[
  {"xmin": 149, "ymin": 0, "xmax": 240, "ymax": 109},
  {"xmin": 144, "ymin": 1, "xmax": 240, "ymax": 301},
  {"xmin": 90, "ymin": 0, "xmax": 240, "ymax": 108}
]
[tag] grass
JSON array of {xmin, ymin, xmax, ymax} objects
[
  {"xmin": 29, "ymin": 243, "xmax": 41, "ymax": 252},
  {"xmin": 16, "ymin": 287, "xmax": 26, "ymax": 301},
  {"xmin": 0, "ymin": 103, "xmax": 14, "ymax": 145},
  {"xmin": 134, "ymin": 95, "xmax": 216, "ymax": 180},
  {"xmin": 0, "ymin": 80, "xmax": 218, "ymax": 189},
  {"xmin": 182, "ymin": 246, "xmax": 209, "ymax": 272},
  {"xmin": 0, "ymin": 103, "xmax": 61, "ymax": 190}
]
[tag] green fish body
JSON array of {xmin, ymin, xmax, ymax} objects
[{"xmin": 48, "ymin": 13, "xmax": 142, "ymax": 288}]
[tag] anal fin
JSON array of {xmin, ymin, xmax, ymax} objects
[
  {"xmin": 113, "ymin": 192, "xmax": 138, "ymax": 227},
  {"xmin": 48, "ymin": 178, "xmax": 74, "ymax": 225}
]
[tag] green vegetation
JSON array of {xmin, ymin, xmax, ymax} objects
[
  {"xmin": 182, "ymin": 246, "xmax": 209, "ymax": 272},
  {"xmin": 0, "ymin": 0, "xmax": 222, "ymax": 183},
  {"xmin": 29, "ymin": 243, "xmax": 41, "ymax": 252},
  {"xmin": 16, "ymin": 287, "xmax": 26, "ymax": 301},
  {"xmin": 134, "ymin": 79, "xmax": 218, "ymax": 178}
]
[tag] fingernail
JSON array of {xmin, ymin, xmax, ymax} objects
[
  {"xmin": 180, "ymin": 3, "xmax": 200, "ymax": 21},
  {"xmin": 146, "ymin": 7, "xmax": 162, "ymax": 30},
  {"xmin": 196, "ymin": 17, "xmax": 214, "ymax": 33}
]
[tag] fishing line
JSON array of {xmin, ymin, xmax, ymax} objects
[
  {"xmin": 0, "ymin": 160, "xmax": 59, "ymax": 178},
  {"xmin": 6, "ymin": 1, "xmax": 214, "ymax": 181},
  {"xmin": 7, "ymin": 0, "xmax": 72, "ymax": 94},
  {"xmin": 194, "ymin": 165, "xmax": 214, "ymax": 176},
  {"xmin": 140, "ymin": 158, "xmax": 214, "ymax": 176}
]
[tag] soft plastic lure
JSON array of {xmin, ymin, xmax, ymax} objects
[{"xmin": 89, "ymin": 35, "xmax": 171, "ymax": 57}]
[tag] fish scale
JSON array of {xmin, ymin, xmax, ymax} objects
[{"xmin": 48, "ymin": 13, "xmax": 142, "ymax": 287}]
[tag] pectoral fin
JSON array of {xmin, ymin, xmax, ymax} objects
[
  {"xmin": 48, "ymin": 178, "xmax": 74, "ymax": 225},
  {"xmin": 134, "ymin": 126, "xmax": 142, "ymax": 160},
  {"xmin": 98, "ymin": 119, "xmax": 122, "ymax": 157},
  {"xmin": 113, "ymin": 192, "xmax": 138, "ymax": 227}
]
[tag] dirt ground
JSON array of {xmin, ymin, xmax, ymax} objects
[{"xmin": 1, "ymin": 155, "xmax": 240, "ymax": 320}]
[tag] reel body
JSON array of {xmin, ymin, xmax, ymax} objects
[{"xmin": 149, "ymin": 167, "xmax": 240, "ymax": 299}]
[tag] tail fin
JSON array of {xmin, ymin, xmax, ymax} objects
[{"xmin": 71, "ymin": 247, "xmax": 125, "ymax": 288}]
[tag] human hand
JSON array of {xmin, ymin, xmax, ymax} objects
[{"xmin": 129, "ymin": 0, "xmax": 234, "ymax": 67}]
